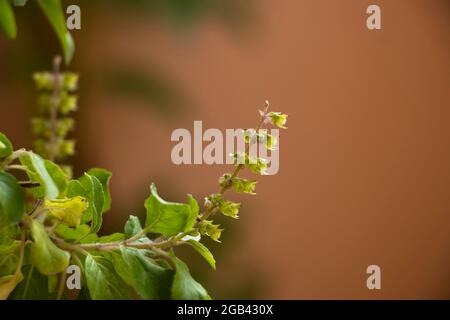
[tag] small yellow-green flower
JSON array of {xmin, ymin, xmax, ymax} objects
[{"xmin": 267, "ymin": 112, "xmax": 288, "ymax": 129}]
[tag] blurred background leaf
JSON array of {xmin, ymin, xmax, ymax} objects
[
  {"xmin": 94, "ymin": 66, "xmax": 184, "ymax": 117},
  {"xmin": 0, "ymin": 0, "xmax": 17, "ymax": 39}
]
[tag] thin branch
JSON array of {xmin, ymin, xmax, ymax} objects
[
  {"xmin": 56, "ymin": 271, "xmax": 67, "ymax": 300},
  {"xmin": 15, "ymin": 230, "xmax": 27, "ymax": 276},
  {"xmin": 48, "ymin": 55, "xmax": 62, "ymax": 161},
  {"xmin": 123, "ymin": 229, "xmax": 148, "ymax": 244},
  {"xmin": 52, "ymin": 235, "xmax": 178, "ymax": 254},
  {"xmin": 0, "ymin": 148, "xmax": 28, "ymax": 170},
  {"xmin": 5, "ymin": 165, "xmax": 33, "ymax": 174}
]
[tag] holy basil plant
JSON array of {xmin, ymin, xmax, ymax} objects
[{"xmin": 0, "ymin": 100, "xmax": 288, "ymax": 300}]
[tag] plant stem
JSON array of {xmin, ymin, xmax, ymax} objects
[
  {"xmin": 56, "ymin": 271, "xmax": 67, "ymax": 300},
  {"xmin": 4, "ymin": 164, "xmax": 32, "ymax": 174},
  {"xmin": 53, "ymin": 235, "xmax": 179, "ymax": 255},
  {"xmin": 0, "ymin": 148, "xmax": 28, "ymax": 170},
  {"xmin": 78, "ymin": 238, "xmax": 174, "ymax": 251},
  {"xmin": 48, "ymin": 55, "xmax": 62, "ymax": 161},
  {"xmin": 15, "ymin": 230, "xmax": 27, "ymax": 276},
  {"xmin": 123, "ymin": 229, "xmax": 148, "ymax": 244},
  {"xmin": 54, "ymin": 239, "xmax": 89, "ymax": 255}
]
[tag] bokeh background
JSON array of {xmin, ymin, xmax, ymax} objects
[{"xmin": 1, "ymin": 0, "xmax": 449, "ymax": 299}]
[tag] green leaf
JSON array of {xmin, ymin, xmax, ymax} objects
[
  {"xmin": 66, "ymin": 179, "xmax": 85, "ymax": 197},
  {"xmin": 43, "ymin": 159, "xmax": 68, "ymax": 196},
  {"xmin": 79, "ymin": 173, "xmax": 104, "ymax": 216},
  {"xmin": 84, "ymin": 254, "xmax": 130, "ymax": 300},
  {"xmin": 124, "ymin": 215, "xmax": 143, "ymax": 239},
  {"xmin": 186, "ymin": 240, "xmax": 216, "ymax": 269},
  {"xmin": 29, "ymin": 220, "xmax": 70, "ymax": 275},
  {"xmin": 109, "ymin": 247, "xmax": 173, "ymax": 299},
  {"xmin": 144, "ymin": 183, "xmax": 199, "ymax": 237},
  {"xmin": 54, "ymin": 224, "xmax": 91, "ymax": 242},
  {"xmin": 0, "ymin": 0, "xmax": 17, "ymax": 39},
  {"xmin": 70, "ymin": 232, "xmax": 122, "ymax": 245},
  {"xmin": 98, "ymin": 233, "xmax": 124, "ymax": 243},
  {"xmin": 66, "ymin": 179, "xmax": 93, "ymax": 225},
  {"xmin": 19, "ymin": 151, "xmax": 66, "ymax": 199},
  {"xmin": 0, "ymin": 132, "xmax": 13, "ymax": 158},
  {"xmin": 0, "ymin": 241, "xmax": 20, "ymax": 276},
  {"xmin": 78, "ymin": 233, "xmax": 99, "ymax": 244},
  {"xmin": 8, "ymin": 265, "xmax": 53, "ymax": 300},
  {"xmin": 36, "ymin": 0, "xmax": 74, "ymax": 65},
  {"xmin": 0, "ymin": 219, "xmax": 18, "ymax": 243},
  {"xmin": 170, "ymin": 251, "xmax": 211, "ymax": 300},
  {"xmin": 0, "ymin": 172, "xmax": 25, "ymax": 225},
  {"xmin": 124, "ymin": 215, "xmax": 152, "ymax": 245},
  {"xmin": 87, "ymin": 168, "xmax": 112, "ymax": 213},
  {"xmin": 76, "ymin": 173, "xmax": 104, "ymax": 233}
]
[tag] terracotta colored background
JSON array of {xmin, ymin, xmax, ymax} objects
[{"xmin": 1, "ymin": 0, "xmax": 449, "ymax": 299}]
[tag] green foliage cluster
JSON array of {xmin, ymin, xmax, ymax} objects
[{"xmin": 0, "ymin": 93, "xmax": 288, "ymax": 299}]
